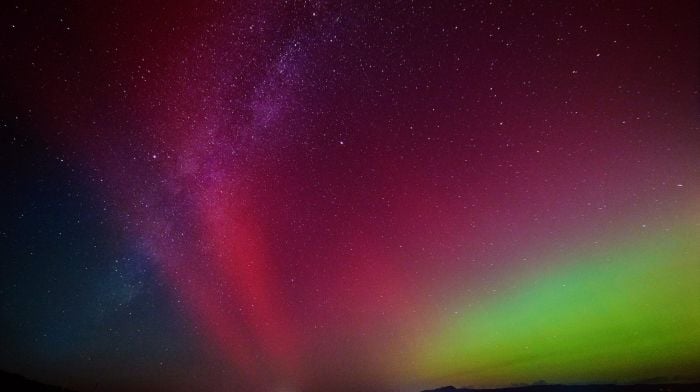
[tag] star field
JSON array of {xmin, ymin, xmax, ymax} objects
[{"xmin": 1, "ymin": 1, "xmax": 699, "ymax": 392}]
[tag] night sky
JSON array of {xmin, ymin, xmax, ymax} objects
[{"xmin": 1, "ymin": 1, "xmax": 699, "ymax": 392}]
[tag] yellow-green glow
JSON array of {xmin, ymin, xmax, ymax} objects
[{"xmin": 414, "ymin": 224, "xmax": 700, "ymax": 387}]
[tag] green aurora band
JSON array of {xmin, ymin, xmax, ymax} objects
[{"xmin": 413, "ymin": 215, "xmax": 700, "ymax": 387}]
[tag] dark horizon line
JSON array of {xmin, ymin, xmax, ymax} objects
[
  {"xmin": 3, "ymin": 370, "xmax": 700, "ymax": 392},
  {"xmin": 421, "ymin": 380, "xmax": 700, "ymax": 392}
]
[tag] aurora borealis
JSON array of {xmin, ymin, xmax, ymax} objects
[
  {"xmin": 1, "ymin": 1, "xmax": 699, "ymax": 391},
  {"xmin": 413, "ymin": 216, "xmax": 700, "ymax": 387}
]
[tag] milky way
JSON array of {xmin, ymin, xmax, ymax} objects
[{"xmin": 1, "ymin": 1, "xmax": 699, "ymax": 392}]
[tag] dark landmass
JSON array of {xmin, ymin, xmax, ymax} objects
[
  {"xmin": 423, "ymin": 384, "xmax": 700, "ymax": 392},
  {"xmin": 0, "ymin": 371, "xmax": 77, "ymax": 392},
  {"xmin": 3, "ymin": 370, "xmax": 700, "ymax": 392}
]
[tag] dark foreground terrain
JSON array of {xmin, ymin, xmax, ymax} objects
[
  {"xmin": 3, "ymin": 371, "xmax": 699, "ymax": 392},
  {"xmin": 0, "ymin": 371, "xmax": 77, "ymax": 392},
  {"xmin": 424, "ymin": 384, "xmax": 700, "ymax": 392}
]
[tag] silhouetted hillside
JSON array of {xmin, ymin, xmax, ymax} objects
[
  {"xmin": 422, "ymin": 384, "xmax": 700, "ymax": 392},
  {"xmin": 0, "ymin": 371, "xmax": 78, "ymax": 392}
]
